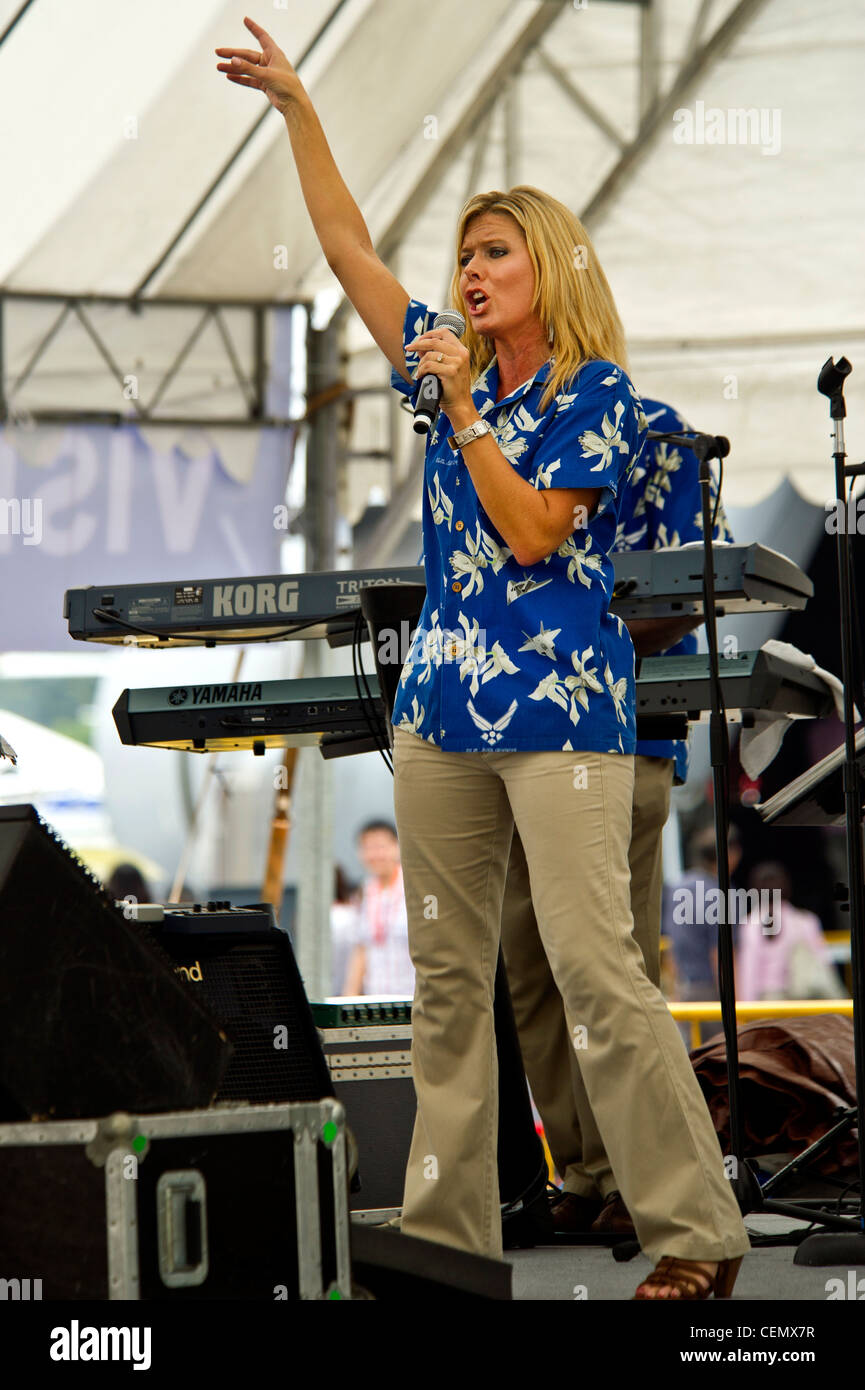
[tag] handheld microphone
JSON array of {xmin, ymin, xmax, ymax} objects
[{"xmin": 413, "ymin": 310, "xmax": 466, "ymax": 435}]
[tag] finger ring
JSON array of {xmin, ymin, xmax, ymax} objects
[{"xmin": 437, "ymin": 352, "xmax": 444, "ymax": 362}]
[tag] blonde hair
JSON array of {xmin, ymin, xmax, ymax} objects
[{"xmin": 448, "ymin": 185, "xmax": 628, "ymax": 416}]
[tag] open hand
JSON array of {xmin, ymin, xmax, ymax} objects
[{"xmin": 215, "ymin": 16, "xmax": 302, "ymax": 113}]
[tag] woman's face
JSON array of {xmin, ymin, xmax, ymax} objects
[{"xmin": 458, "ymin": 212, "xmax": 541, "ymax": 343}]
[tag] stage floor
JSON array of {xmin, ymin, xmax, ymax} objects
[{"xmin": 505, "ymin": 1213, "xmax": 860, "ymax": 1300}]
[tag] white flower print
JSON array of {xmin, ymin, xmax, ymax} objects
[
  {"xmin": 554, "ymin": 532, "xmax": 607, "ymax": 590},
  {"xmin": 644, "ymin": 443, "xmax": 682, "ymax": 511},
  {"xmin": 450, "ymin": 522, "xmax": 512, "ymax": 597},
  {"xmin": 604, "ymin": 661, "xmax": 629, "ymax": 726},
  {"xmin": 656, "ymin": 521, "xmax": 683, "ymax": 549},
  {"xmin": 579, "ymin": 399, "xmax": 631, "ymax": 471},
  {"xmin": 406, "ymin": 608, "xmax": 443, "ymax": 687},
  {"xmin": 428, "ymin": 471, "xmax": 454, "ymax": 530},
  {"xmin": 533, "ymin": 458, "xmax": 561, "ymax": 489},
  {"xmin": 626, "ymin": 380, "xmax": 649, "ymax": 432},
  {"xmin": 513, "ymin": 403, "xmax": 544, "ymax": 435},
  {"xmin": 451, "ymin": 613, "xmax": 520, "ymax": 697},
  {"xmin": 450, "ymin": 524, "xmax": 488, "ymax": 597},
  {"xmin": 472, "ymin": 360, "xmax": 496, "ymax": 394},
  {"xmin": 481, "ymin": 528, "xmax": 513, "ymax": 573},
  {"xmin": 491, "ymin": 414, "xmax": 530, "ymax": 464},
  {"xmin": 396, "ymin": 695, "xmax": 427, "ymax": 736},
  {"xmin": 529, "ymin": 646, "xmax": 603, "ymax": 726}
]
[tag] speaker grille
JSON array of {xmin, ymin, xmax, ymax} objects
[{"xmin": 157, "ymin": 932, "xmax": 333, "ymax": 1105}]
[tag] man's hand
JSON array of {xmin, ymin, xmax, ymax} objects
[{"xmin": 626, "ymin": 613, "xmax": 704, "ymax": 658}]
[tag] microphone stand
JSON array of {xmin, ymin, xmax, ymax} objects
[
  {"xmin": 648, "ymin": 428, "xmax": 762, "ymax": 1214},
  {"xmin": 790, "ymin": 357, "xmax": 865, "ymax": 1263},
  {"xmin": 652, "ymin": 386, "xmax": 865, "ymax": 1251}
]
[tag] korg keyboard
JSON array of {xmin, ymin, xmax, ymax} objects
[
  {"xmin": 65, "ymin": 567, "xmax": 425, "ymax": 647},
  {"xmin": 64, "ymin": 544, "xmax": 812, "ymax": 648}
]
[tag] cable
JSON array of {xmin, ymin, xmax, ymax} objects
[
  {"xmin": 90, "ymin": 607, "xmax": 351, "ymax": 647},
  {"xmin": 711, "ymin": 456, "xmax": 724, "ymax": 534},
  {"xmin": 351, "ymin": 609, "xmax": 393, "ymax": 776}
]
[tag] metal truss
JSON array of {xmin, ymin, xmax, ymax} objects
[{"xmin": 0, "ymin": 291, "xmax": 310, "ymax": 430}]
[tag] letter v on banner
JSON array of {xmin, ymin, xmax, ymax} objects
[{"xmin": 152, "ymin": 452, "xmax": 214, "ymax": 553}]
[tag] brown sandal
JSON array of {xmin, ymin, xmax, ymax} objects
[{"xmin": 633, "ymin": 1255, "xmax": 743, "ymax": 1300}]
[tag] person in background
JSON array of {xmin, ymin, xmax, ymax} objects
[
  {"xmin": 105, "ymin": 862, "xmax": 152, "ymax": 907},
  {"xmin": 664, "ymin": 824, "xmax": 742, "ymax": 1044},
  {"xmin": 501, "ymin": 405, "xmax": 734, "ymax": 1239},
  {"xmin": 330, "ymin": 865, "xmax": 360, "ymax": 996},
  {"xmin": 343, "ymin": 821, "xmax": 414, "ymax": 997},
  {"xmin": 736, "ymin": 861, "xmax": 840, "ymax": 1002}
]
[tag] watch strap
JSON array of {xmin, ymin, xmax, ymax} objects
[{"xmin": 448, "ymin": 419, "xmax": 492, "ymax": 451}]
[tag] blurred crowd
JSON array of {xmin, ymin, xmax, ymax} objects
[{"xmin": 330, "ymin": 816, "xmax": 846, "ymax": 1014}]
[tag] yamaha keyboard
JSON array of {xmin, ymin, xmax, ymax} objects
[
  {"xmin": 64, "ymin": 543, "xmax": 812, "ymax": 648},
  {"xmin": 112, "ymin": 675, "xmax": 386, "ymax": 753},
  {"xmin": 113, "ymin": 650, "xmax": 831, "ymax": 754}
]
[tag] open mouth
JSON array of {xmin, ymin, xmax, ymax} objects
[{"xmin": 467, "ymin": 290, "xmax": 489, "ymax": 316}]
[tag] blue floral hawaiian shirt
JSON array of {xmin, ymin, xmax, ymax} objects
[
  {"xmin": 389, "ymin": 298, "xmax": 647, "ymax": 754},
  {"xmin": 616, "ymin": 397, "xmax": 734, "ymax": 783}
]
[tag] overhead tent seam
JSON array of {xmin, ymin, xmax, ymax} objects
[{"xmin": 132, "ymin": 0, "xmax": 358, "ymax": 300}]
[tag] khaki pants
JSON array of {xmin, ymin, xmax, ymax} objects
[
  {"xmin": 501, "ymin": 754, "xmax": 673, "ymax": 1200},
  {"xmin": 393, "ymin": 728, "xmax": 749, "ymax": 1264}
]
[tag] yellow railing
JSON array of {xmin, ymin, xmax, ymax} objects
[{"xmin": 668, "ymin": 999, "xmax": 854, "ymax": 1051}]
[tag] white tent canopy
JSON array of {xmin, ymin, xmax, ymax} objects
[{"xmin": 1, "ymin": 0, "xmax": 863, "ymax": 507}]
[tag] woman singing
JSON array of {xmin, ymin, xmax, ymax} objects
[{"xmin": 217, "ymin": 17, "xmax": 750, "ymax": 1299}]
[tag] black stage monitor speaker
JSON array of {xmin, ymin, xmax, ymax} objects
[
  {"xmin": 0, "ymin": 805, "xmax": 232, "ymax": 1120},
  {"xmin": 147, "ymin": 902, "xmax": 334, "ymax": 1105},
  {"xmin": 351, "ymin": 1224, "xmax": 512, "ymax": 1300}
]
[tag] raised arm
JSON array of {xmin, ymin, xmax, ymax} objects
[{"xmin": 217, "ymin": 17, "xmax": 411, "ymax": 382}]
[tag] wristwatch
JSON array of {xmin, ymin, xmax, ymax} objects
[{"xmin": 448, "ymin": 418, "xmax": 492, "ymax": 452}]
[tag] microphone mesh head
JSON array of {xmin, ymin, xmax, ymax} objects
[{"xmin": 433, "ymin": 310, "xmax": 466, "ymax": 337}]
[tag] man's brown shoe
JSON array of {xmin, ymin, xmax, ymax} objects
[
  {"xmin": 549, "ymin": 1190, "xmax": 604, "ymax": 1233},
  {"xmin": 590, "ymin": 1190, "xmax": 636, "ymax": 1237}
]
